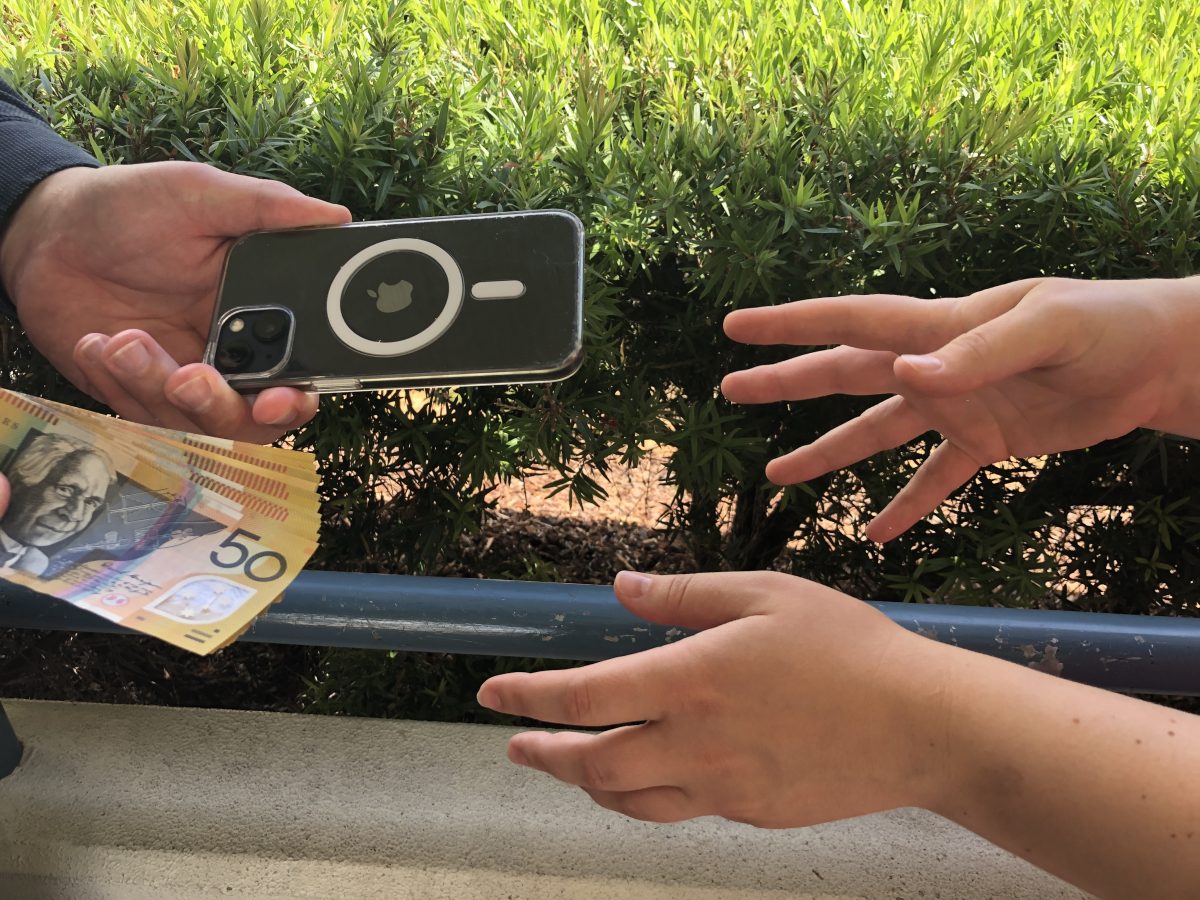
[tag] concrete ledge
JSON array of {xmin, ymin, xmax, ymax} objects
[{"xmin": 0, "ymin": 700, "xmax": 1086, "ymax": 898}]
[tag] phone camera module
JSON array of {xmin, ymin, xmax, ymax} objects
[
  {"xmin": 216, "ymin": 341, "xmax": 253, "ymax": 372},
  {"xmin": 213, "ymin": 306, "xmax": 294, "ymax": 377},
  {"xmin": 252, "ymin": 311, "xmax": 289, "ymax": 343}
]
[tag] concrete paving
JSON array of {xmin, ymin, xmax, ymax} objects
[{"xmin": 0, "ymin": 699, "xmax": 1088, "ymax": 898}]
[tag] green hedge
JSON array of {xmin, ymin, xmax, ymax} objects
[{"xmin": 4, "ymin": 0, "xmax": 1200, "ymax": 629}]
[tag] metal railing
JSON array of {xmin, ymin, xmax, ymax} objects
[{"xmin": 2, "ymin": 569, "xmax": 1199, "ymax": 777}]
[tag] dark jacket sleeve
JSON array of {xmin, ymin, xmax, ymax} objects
[{"xmin": 0, "ymin": 77, "xmax": 100, "ymax": 316}]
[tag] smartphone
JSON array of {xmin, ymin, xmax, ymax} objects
[{"xmin": 203, "ymin": 210, "xmax": 584, "ymax": 392}]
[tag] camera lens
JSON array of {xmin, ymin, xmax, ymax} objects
[
  {"xmin": 216, "ymin": 341, "xmax": 253, "ymax": 372},
  {"xmin": 252, "ymin": 311, "xmax": 289, "ymax": 343}
]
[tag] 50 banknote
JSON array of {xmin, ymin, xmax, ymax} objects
[{"xmin": 0, "ymin": 389, "xmax": 319, "ymax": 654}]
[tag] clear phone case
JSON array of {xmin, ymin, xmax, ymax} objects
[{"xmin": 204, "ymin": 210, "xmax": 584, "ymax": 392}]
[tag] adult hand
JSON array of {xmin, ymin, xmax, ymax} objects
[
  {"xmin": 478, "ymin": 570, "xmax": 945, "ymax": 826},
  {"xmin": 0, "ymin": 162, "xmax": 351, "ymax": 442},
  {"xmin": 720, "ymin": 276, "xmax": 1200, "ymax": 541}
]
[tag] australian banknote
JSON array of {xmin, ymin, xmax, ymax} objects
[{"xmin": 0, "ymin": 389, "xmax": 319, "ymax": 654}]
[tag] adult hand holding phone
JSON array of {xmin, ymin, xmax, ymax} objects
[{"xmin": 0, "ymin": 161, "xmax": 351, "ymax": 441}]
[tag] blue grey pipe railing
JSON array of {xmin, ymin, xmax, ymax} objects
[{"xmin": 1, "ymin": 570, "xmax": 1198, "ymax": 695}]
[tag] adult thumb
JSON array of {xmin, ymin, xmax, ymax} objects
[
  {"xmin": 892, "ymin": 304, "xmax": 1067, "ymax": 397},
  {"xmin": 0, "ymin": 474, "xmax": 9, "ymax": 519},
  {"xmin": 201, "ymin": 167, "xmax": 352, "ymax": 235},
  {"xmin": 614, "ymin": 570, "xmax": 772, "ymax": 631}
]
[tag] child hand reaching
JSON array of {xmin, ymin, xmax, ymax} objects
[{"xmin": 721, "ymin": 276, "xmax": 1200, "ymax": 540}]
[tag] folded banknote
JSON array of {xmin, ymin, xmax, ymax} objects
[{"xmin": 0, "ymin": 389, "xmax": 319, "ymax": 654}]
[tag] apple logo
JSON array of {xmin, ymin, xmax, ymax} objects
[{"xmin": 368, "ymin": 280, "xmax": 414, "ymax": 313}]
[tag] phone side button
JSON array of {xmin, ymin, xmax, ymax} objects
[
  {"xmin": 470, "ymin": 280, "xmax": 526, "ymax": 301},
  {"xmin": 313, "ymin": 378, "xmax": 363, "ymax": 392}
]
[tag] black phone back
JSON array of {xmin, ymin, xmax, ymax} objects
[{"xmin": 205, "ymin": 210, "xmax": 584, "ymax": 392}]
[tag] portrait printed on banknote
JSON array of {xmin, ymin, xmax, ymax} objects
[
  {"xmin": 0, "ymin": 430, "xmax": 223, "ymax": 579},
  {"xmin": 0, "ymin": 433, "xmax": 117, "ymax": 576}
]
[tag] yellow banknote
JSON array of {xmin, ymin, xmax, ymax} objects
[
  {"xmin": 0, "ymin": 390, "xmax": 319, "ymax": 654},
  {"xmin": 18, "ymin": 393, "xmax": 320, "ymax": 536},
  {"xmin": 27, "ymin": 394, "xmax": 320, "ymax": 487}
]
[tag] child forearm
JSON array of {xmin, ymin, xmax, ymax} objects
[
  {"xmin": 1146, "ymin": 275, "xmax": 1200, "ymax": 440},
  {"xmin": 920, "ymin": 642, "xmax": 1200, "ymax": 898}
]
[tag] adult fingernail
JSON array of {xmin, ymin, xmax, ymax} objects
[
  {"xmin": 509, "ymin": 744, "xmax": 529, "ymax": 767},
  {"xmin": 78, "ymin": 335, "xmax": 106, "ymax": 362},
  {"xmin": 109, "ymin": 340, "xmax": 151, "ymax": 376},
  {"xmin": 262, "ymin": 407, "xmax": 298, "ymax": 427},
  {"xmin": 615, "ymin": 570, "xmax": 653, "ymax": 600},
  {"xmin": 900, "ymin": 354, "xmax": 944, "ymax": 373},
  {"xmin": 477, "ymin": 685, "xmax": 504, "ymax": 712},
  {"xmin": 170, "ymin": 375, "xmax": 214, "ymax": 413}
]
